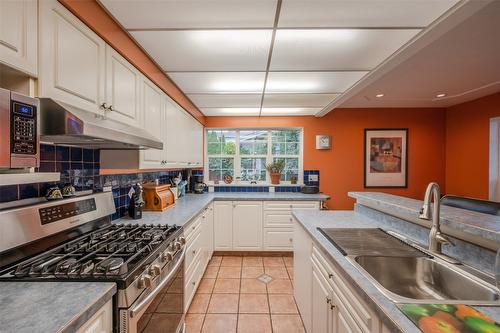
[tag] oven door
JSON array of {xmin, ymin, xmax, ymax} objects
[{"xmin": 120, "ymin": 248, "xmax": 185, "ymax": 333}]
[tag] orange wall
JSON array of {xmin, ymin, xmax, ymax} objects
[
  {"xmin": 445, "ymin": 92, "xmax": 500, "ymax": 199},
  {"xmin": 58, "ymin": 0, "xmax": 205, "ymax": 125},
  {"xmin": 206, "ymin": 108, "xmax": 447, "ymax": 209}
]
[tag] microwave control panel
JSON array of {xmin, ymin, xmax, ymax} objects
[{"xmin": 11, "ymin": 101, "xmax": 37, "ymax": 155}]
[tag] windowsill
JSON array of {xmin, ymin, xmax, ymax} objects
[{"xmin": 207, "ymin": 183, "xmax": 304, "ymax": 187}]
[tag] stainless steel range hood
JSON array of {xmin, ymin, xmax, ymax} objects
[{"xmin": 39, "ymin": 98, "xmax": 163, "ymax": 150}]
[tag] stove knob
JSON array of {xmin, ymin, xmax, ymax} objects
[
  {"xmin": 149, "ymin": 264, "xmax": 161, "ymax": 276},
  {"xmin": 138, "ymin": 274, "xmax": 153, "ymax": 289},
  {"xmin": 173, "ymin": 241, "xmax": 182, "ymax": 251},
  {"xmin": 162, "ymin": 251, "xmax": 174, "ymax": 262},
  {"xmin": 178, "ymin": 237, "xmax": 186, "ymax": 245}
]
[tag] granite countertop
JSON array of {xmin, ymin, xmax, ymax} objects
[
  {"xmin": 116, "ymin": 192, "xmax": 329, "ymax": 227},
  {"xmin": 292, "ymin": 209, "xmax": 500, "ymax": 333},
  {"xmin": 0, "ymin": 281, "xmax": 116, "ymax": 333},
  {"xmin": 349, "ymin": 192, "xmax": 500, "ymax": 244}
]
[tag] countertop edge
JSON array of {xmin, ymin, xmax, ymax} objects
[
  {"xmin": 348, "ymin": 192, "xmax": 500, "ymax": 246},
  {"xmin": 292, "ymin": 210, "xmax": 416, "ymax": 333},
  {"xmin": 60, "ymin": 283, "xmax": 117, "ymax": 333}
]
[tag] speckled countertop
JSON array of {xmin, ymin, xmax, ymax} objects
[
  {"xmin": 292, "ymin": 209, "xmax": 500, "ymax": 333},
  {"xmin": 349, "ymin": 192, "xmax": 500, "ymax": 244},
  {"xmin": 116, "ymin": 192, "xmax": 329, "ymax": 227},
  {"xmin": 0, "ymin": 281, "xmax": 116, "ymax": 333}
]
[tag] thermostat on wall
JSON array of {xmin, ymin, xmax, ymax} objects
[{"xmin": 316, "ymin": 135, "xmax": 331, "ymax": 150}]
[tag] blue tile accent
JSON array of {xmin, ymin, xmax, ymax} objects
[
  {"xmin": 19, "ymin": 184, "xmax": 39, "ymax": 199},
  {"xmin": 83, "ymin": 149, "xmax": 94, "ymax": 162},
  {"xmin": 39, "ymin": 161, "xmax": 55, "ymax": 172},
  {"xmin": 55, "ymin": 146, "xmax": 70, "ymax": 161},
  {"xmin": 70, "ymin": 147, "xmax": 82, "ymax": 161},
  {"xmin": 40, "ymin": 144, "xmax": 55, "ymax": 161},
  {"xmin": 0, "ymin": 185, "xmax": 18, "ymax": 202}
]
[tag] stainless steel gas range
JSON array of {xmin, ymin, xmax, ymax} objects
[{"xmin": 0, "ymin": 192, "xmax": 185, "ymax": 333}]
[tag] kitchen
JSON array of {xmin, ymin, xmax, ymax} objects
[{"xmin": 0, "ymin": 0, "xmax": 499, "ymax": 333}]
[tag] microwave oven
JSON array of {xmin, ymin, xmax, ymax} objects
[{"xmin": 0, "ymin": 88, "xmax": 40, "ymax": 169}]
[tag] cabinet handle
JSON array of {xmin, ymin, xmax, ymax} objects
[
  {"xmin": 289, "ymin": 238, "xmax": 293, "ymax": 243},
  {"xmin": 107, "ymin": 105, "xmax": 113, "ymax": 112},
  {"xmin": 330, "ymin": 304, "xmax": 336, "ymax": 310},
  {"xmin": 328, "ymin": 273, "xmax": 334, "ymax": 279},
  {"xmin": 326, "ymin": 297, "xmax": 332, "ymax": 304},
  {"xmin": 192, "ymin": 250, "xmax": 196, "ymax": 255},
  {"xmin": 100, "ymin": 102, "xmax": 108, "ymax": 110}
]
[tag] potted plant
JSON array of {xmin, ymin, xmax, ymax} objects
[{"xmin": 266, "ymin": 159, "xmax": 286, "ymax": 185}]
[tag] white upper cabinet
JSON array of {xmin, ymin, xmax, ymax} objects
[
  {"xmin": 105, "ymin": 45, "xmax": 142, "ymax": 127},
  {"xmin": 164, "ymin": 97, "xmax": 203, "ymax": 168},
  {"xmin": 38, "ymin": 0, "xmax": 106, "ymax": 116},
  {"xmin": 140, "ymin": 78, "xmax": 164, "ymax": 168},
  {"xmin": 0, "ymin": 0, "xmax": 37, "ymax": 76}
]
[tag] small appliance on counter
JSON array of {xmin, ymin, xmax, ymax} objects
[
  {"xmin": 192, "ymin": 175, "xmax": 206, "ymax": 194},
  {"xmin": 128, "ymin": 183, "xmax": 144, "ymax": 219},
  {"xmin": 143, "ymin": 183, "xmax": 175, "ymax": 211}
]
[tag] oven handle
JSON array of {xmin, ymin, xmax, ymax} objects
[{"xmin": 130, "ymin": 248, "xmax": 185, "ymax": 318}]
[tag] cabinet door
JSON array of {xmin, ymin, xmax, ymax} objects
[
  {"xmin": 232, "ymin": 201, "xmax": 263, "ymax": 250},
  {"xmin": 188, "ymin": 117, "xmax": 204, "ymax": 167},
  {"xmin": 39, "ymin": 0, "xmax": 105, "ymax": 116},
  {"xmin": 164, "ymin": 98, "xmax": 183, "ymax": 168},
  {"xmin": 263, "ymin": 228, "xmax": 293, "ymax": 250},
  {"xmin": 293, "ymin": 222, "xmax": 312, "ymax": 333},
  {"xmin": 213, "ymin": 201, "xmax": 233, "ymax": 250},
  {"xmin": 140, "ymin": 79, "xmax": 164, "ymax": 168},
  {"xmin": 312, "ymin": 261, "xmax": 333, "ymax": 333},
  {"xmin": 204, "ymin": 204, "xmax": 214, "ymax": 259},
  {"xmin": 105, "ymin": 45, "xmax": 141, "ymax": 128},
  {"xmin": 75, "ymin": 300, "xmax": 112, "ymax": 333},
  {"xmin": 0, "ymin": 0, "xmax": 37, "ymax": 76}
]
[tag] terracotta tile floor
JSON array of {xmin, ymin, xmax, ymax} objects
[{"xmin": 185, "ymin": 255, "xmax": 305, "ymax": 333}]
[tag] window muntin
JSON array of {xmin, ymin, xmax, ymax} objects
[
  {"xmin": 206, "ymin": 128, "xmax": 302, "ymax": 184},
  {"xmin": 207, "ymin": 130, "xmax": 236, "ymax": 182}
]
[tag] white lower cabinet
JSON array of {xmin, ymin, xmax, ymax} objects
[
  {"xmin": 232, "ymin": 201, "xmax": 263, "ymax": 250},
  {"xmin": 184, "ymin": 204, "xmax": 214, "ymax": 311},
  {"xmin": 294, "ymin": 221, "xmax": 381, "ymax": 333},
  {"xmin": 75, "ymin": 300, "xmax": 112, "ymax": 333},
  {"xmin": 213, "ymin": 201, "xmax": 233, "ymax": 250}
]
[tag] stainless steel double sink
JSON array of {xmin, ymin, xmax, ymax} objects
[{"xmin": 318, "ymin": 228, "xmax": 500, "ymax": 305}]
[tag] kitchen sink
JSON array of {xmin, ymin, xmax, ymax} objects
[{"xmin": 351, "ymin": 255, "xmax": 500, "ymax": 305}]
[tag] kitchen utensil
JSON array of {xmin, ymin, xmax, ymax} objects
[{"xmin": 45, "ymin": 187, "xmax": 63, "ymax": 200}]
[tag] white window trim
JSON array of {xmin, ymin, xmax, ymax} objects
[
  {"xmin": 489, "ymin": 117, "xmax": 500, "ymax": 202},
  {"xmin": 204, "ymin": 128, "xmax": 304, "ymax": 186}
]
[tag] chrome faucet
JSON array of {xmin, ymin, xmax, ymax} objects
[{"xmin": 419, "ymin": 182, "xmax": 454, "ymax": 254}]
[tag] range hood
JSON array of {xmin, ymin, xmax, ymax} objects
[{"xmin": 39, "ymin": 98, "xmax": 163, "ymax": 150}]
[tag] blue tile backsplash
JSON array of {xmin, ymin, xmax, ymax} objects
[
  {"xmin": 0, "ymin": 149, "xmax": 321, "ymax": 221},
  {"xmin": 0, "ymin": 144, "xmax": 186, "ymax": 220}
]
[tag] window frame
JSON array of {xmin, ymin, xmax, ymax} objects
[{"xmin": 204, "ymin": 127, "xmax": 304, "ymax": 185}]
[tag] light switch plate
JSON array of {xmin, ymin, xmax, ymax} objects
[{"xmin": 308, "ymin": 174, "xmax": 319, "ymax": 182}]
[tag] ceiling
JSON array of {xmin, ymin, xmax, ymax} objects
[
  {"xmin": 333, "ymin": 0, "xmax": 500, "ymax": 109},
  {"xmin": 99, "ymin": 0, "xmax": 461, "ymax": 116}
]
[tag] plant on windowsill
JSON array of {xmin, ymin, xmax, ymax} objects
[{"xmin": 266, "ymin": 159, "xmax": 286, "ymax": 185}]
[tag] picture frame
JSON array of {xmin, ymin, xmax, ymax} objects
[{"xmin": 364, "ymin": 128, "xmax": 408, "ymax": 188}]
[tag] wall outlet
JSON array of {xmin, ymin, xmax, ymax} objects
[{"xmin": 308, "ymin": 174, "xmax": 319, "ymax": 182}]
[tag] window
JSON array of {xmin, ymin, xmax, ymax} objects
[{"xmin": 205, "ymin": 128, "xmax": 303, "ymax": 184}]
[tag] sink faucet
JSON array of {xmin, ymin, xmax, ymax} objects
[{"xmin": 419, "ymin": 182, "xmax": 454, "ymax": 254}]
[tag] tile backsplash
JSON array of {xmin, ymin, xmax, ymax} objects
[
  {"xmin": 0, "ymin": 149, "xmax": 321, "ymax": 220},
  {"xmin": 0, "ymin": 144, "xmax": 186, "ymax": 220}
]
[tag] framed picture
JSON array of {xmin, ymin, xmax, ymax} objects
[{"xmin": 364, "ymin": 129, "xmax": 408, "ymax": 188}]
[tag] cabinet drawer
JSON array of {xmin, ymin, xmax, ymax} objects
[
  {"xmin": 264, "ymin": 210, "xmax": 294, "ymax": 228},
  {"xmin": 312, "ymin": 245, "xmax": 378, "ymax": 333},
  {"xmin": 264, "ymin": 201, "xmax": 319, "ymax": 211},
  {"xmin": 264, "ymin": 228, "xmax": 293, "ymax": 250},
  {"xmin": 184, "ymin": 214, "xmax": 202, "ymax": 239},
  {"xmin": 185, "ymin": 229, "xmax": 202, "ymax": 272},
  {"xmin": 184, "ymin": 255, "xmax": 202, "ymax": 311}
]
